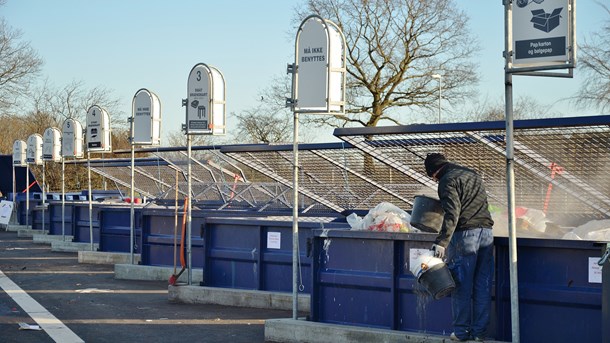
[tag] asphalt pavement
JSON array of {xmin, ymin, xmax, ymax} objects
[{"xmin": 0, "ymin": 229, "xmax": 291, "ymax": 343}]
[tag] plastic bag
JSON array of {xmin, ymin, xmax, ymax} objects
[
  {"xmin": 346, "ymin": 212, "xmax": 370, "ymax": 231},
  {"xmin": 347, "ymin": 202, "xmax": 414, "ymax": 233}
]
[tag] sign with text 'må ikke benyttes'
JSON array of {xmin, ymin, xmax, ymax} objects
[
  {"xmin": 62, "ymin": 118, "xmax": 84, "ymax": 158},
  {"xmin": 132, "ymin": 88, "xmax": 161, "ymax": 145},
  {"xmin": 293, "ymin": 15, "xmax": 346, "ymax": 114},
  {"xmin": 185, "ymin": 63, "xmax": 226, "ymax": 135},
  {"xmin": 86, "ymin": 105, "xmax": 112, "ymax": 152},
  {"xmin": 26, "ymin": 134, "xmax": 43, "ymax": 165},
  {"xmin": 12, "ymin": 140, "xmax": 26, "ymax": 166},
  {"xmin": 511, "ymin": 0, "xmax": 573, "ymax": 70},
  {"xmin": 42, "ymin": 127, "xmax": 62, "ymax": 162}
]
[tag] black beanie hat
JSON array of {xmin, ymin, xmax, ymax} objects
[{"xmin": 424, "ymin": 153, "xmax": 448, "ymax": 177}]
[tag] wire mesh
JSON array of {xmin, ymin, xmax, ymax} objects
[
  {"xmin": 84, "ymin": 116, "xmax": 610, "ymax": 223},
  {"xmin": 334, "ymin": 116, "xmax": 610, "ymax": 226},
  {"xmin": 223, "ymin": 144, "xmax": 417, "ymax": 214}
]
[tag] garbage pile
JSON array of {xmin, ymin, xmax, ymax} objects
[
  {"xmin": 348, "ymin": 202, "xmax": 610, "ymax": 242},
  {"xmin": 346, "ymin": 202, "xmax": 417, "ymax": 233},
  {"xmin": 563, "ymin": 219, "xmax": 610, "ymax": 241},
  {"xmin": 491, "ymin": 206, "xmax": 610, "ymax": 242}
]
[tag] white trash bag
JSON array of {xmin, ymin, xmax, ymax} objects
[{"xmin": 346, "ymin": 202, "xmax": 416, "ymax": 233}]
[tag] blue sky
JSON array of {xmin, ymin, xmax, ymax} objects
[{"xmin": 3, "ymin": 0, "xmax": 608, "ymax": 143}]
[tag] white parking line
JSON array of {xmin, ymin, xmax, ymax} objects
[{"xmin": 0, "ymin": 269, "xmax": 84, "ymax": 343}]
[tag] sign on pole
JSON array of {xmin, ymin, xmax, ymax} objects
[
  {"xmin": 509, "ymin": 0, "xmax": 575, "ymax": 73},
  {"xmin": 26, "ymin": 134, "xmax": 43, "ymax": 165},
  {"xmin": 86, "ymin": 105, "xmax": 112, "ymax": 152},
  {"xmin": 43, "ymin": 127, "xmax": 62, "ymax": 162},
  {"xmin": 185, "ymin": 63, "xmax": 226, "ymax": 135},
  {"xmin": 13, "ymin": 140, "xmax": 27, "ymax": 166},
  {"xmin": 292, "ymin": 15, "xmax": 346, "ymax": 114},
  {"xmin": 132, "ymin": 88, "xmax": 162, "ymax": 145},
  {"xmin": 62, "ymin": 118, "xmax": 84, "ymax": 158}
]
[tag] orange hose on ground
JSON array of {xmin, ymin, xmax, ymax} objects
[{"xmin": 180, "ymin": 197, "xmax": 188, "ymax": 268}]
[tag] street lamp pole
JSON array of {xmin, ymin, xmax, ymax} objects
[{"xmin": 432, "ymin": 74, "xmax": 442, "ymax": 124}]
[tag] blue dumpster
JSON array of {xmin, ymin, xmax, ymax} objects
[
  {"xmin": 48, "ymin": 201, "xmax": 74, "ymax": 236},
  {"xmin": 72, "ymin": 202, "xmax": 100, "ymax": 243},
  {"xmin": 310, "ymin": 229, "xmax": 457, "ymax": 333},
  {"xmin": 31, "ymin": 204, "xmax": 49, "ymax": 232},
  {"xmin": 202, "ymin": 216, "xmax": 343, "ymax": 293},
  {"xmin": 495, "ymin": 237, "xmax": 603, "ymax": 342},
  {"xmin": 141, "ymin": 207, "xmax": 204, "ymax": 268},
  {"xmin": 98, "ymin": 205, "xmax": 142, "ymax": 253},
  {"xmin": 309, "ymin": 230, "xmax": 603, "ymax": 341},
  {"xmin": 15, "ymin": 193, "xmax": 41, "ymax": 226}
]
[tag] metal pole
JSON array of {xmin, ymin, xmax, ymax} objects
[
  {"xmin": 292, "ymin": 111, "xmax": 299, "ymax": 320},
  {"xmin": 130, "ymin": 141, "xmax": 135, "ymax": 264},
  {"xmin": 187, "ymin": 134, "xmax": 192, "ymax": 285},
  {"xmin": 26, "ymin": 164, "xmax": 29, "ymax": 228},
  {"xmin": 42, "ymin": 161, "xmax": 45, "ymax": 233},
  {"xmin": 87, "ymin": 151, "xmax": 94, "ymax": 251},
  {"xmin": 62, "ymin": 158, "xmax": 65, "ymax": 241},
  {"xmin": 504, "ymin": 2, "xmax": 520, "ymax": 342}
]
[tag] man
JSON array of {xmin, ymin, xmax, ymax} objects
[{"xmin": 424, "ymin": 153, "xmax": 494, "ymax": 342}]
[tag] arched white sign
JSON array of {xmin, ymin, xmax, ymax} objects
[
  {"xmin": 13, "ymin": 140, "xmax": 27, "ymax": 166},
  {"xmin": 132, "ymin": 88, "xmax": 161, "ymax": 145},
  {"xmin": 185, "ymin": 63, "xmax": 226, "ymax": 135},
  {"xmin": 62, "ymin": 118, "xmax": 84, "ymax": 158},
  {"xmin": 293, "ymin": 15, "xmax": 346, "ymax": 114},
  {"xmin": 86, "ymin": 105, "xmax": 112, "ymax": 152},
  {"xmin": 26, "ymin": 134, "xmax": 43, "ymax": 165},
  {"xmin": 43, "ymin": 127, "xmax": 62, "ymax": 162}
]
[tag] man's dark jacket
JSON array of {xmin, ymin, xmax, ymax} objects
[{"xmin": 435, "ymin": 163, "xmax": 494, "ymax": 247}]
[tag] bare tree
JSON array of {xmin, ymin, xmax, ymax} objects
[
  {"xmin": 30, "ymin": 79, "xmax": 125, "ymax": 128},
  {"xmin": 234, "ymin": 106, "xmax": 292, "ymax": 144},
  {"xmin": 165, "ymin": 128, "xmax": 233, "ymax": 148},
  {"xmin": 574, "ymin": 3, "xmax": 610, "ymax": 112},
  {"xmin": 0, "ymin": 18, "xmax": 44, "ymax": 113},
  {"xmin": 232, "ymin": 75, "xmax": 293, "ymax": 143},
  {"xmin": 0, "ymin": 113, "xmax": 29, "ymax": 153},
  {"xmin": 461, "ymin": 95, "xmax": 552, "ymax": 122},
  {"xmin": 293, "ymin": 0, "xmax": 479, "ymax": 128}
]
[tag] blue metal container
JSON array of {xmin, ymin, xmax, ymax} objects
[
  {"xmin": 31, "ymin": 203, "xmax": 50, "ymax": 231},
  {"xmin": 202, "ymin": 216, "xmax": 342, "ymax": 293},
  {"xmin": 141, "ymin": 208, "xmax": 204, "ymax": 268},
  {"xmin": 310, "ymin": 229, "xmax": 455, "ymax": 333},
  {"xmin": 495, "ymin": 237, "xmax": 603, "ymax": 342},
  {"xmin": 72, "ymin": 202, "xmax": 100, "ymax": 243},
  {"xmin": 310, "ymin": 230, "xmax": 603, "ymax": 340},
  {"xmin": 48, "ymin": 201, "xmax": 74, "ymax": 236},
  {"xmin": 98, "ymin": 205, "xmax": 142, "ymax": 253},
  {"xmin": 15, "ymin": 193, "xmax": 41, "ymax": 226}
]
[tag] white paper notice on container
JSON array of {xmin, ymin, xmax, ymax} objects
[
  {"xmin": 589, "ymin": 257, "xmax": 602, "ymax": 283},
  {"xmin": 267, "ymin": 232, "xmax": 281, "ymax": 249}
]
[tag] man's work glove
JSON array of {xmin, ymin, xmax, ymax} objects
[{"xmin": 431, "ymin": 244, "xmax": 446, "ymax": 260}]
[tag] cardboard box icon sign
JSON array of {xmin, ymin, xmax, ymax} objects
[{"xmin": 530, "ymin": 8, "xmax": 563, "ymax": 33}]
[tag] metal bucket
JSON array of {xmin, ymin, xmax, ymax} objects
[
  {"xmin": 418, "ymin": 262, "xmax": 455, "ymax": 300},
  {"xmin": 410, "ymin": 195, "xmax": 444, "ymax": 233}
]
